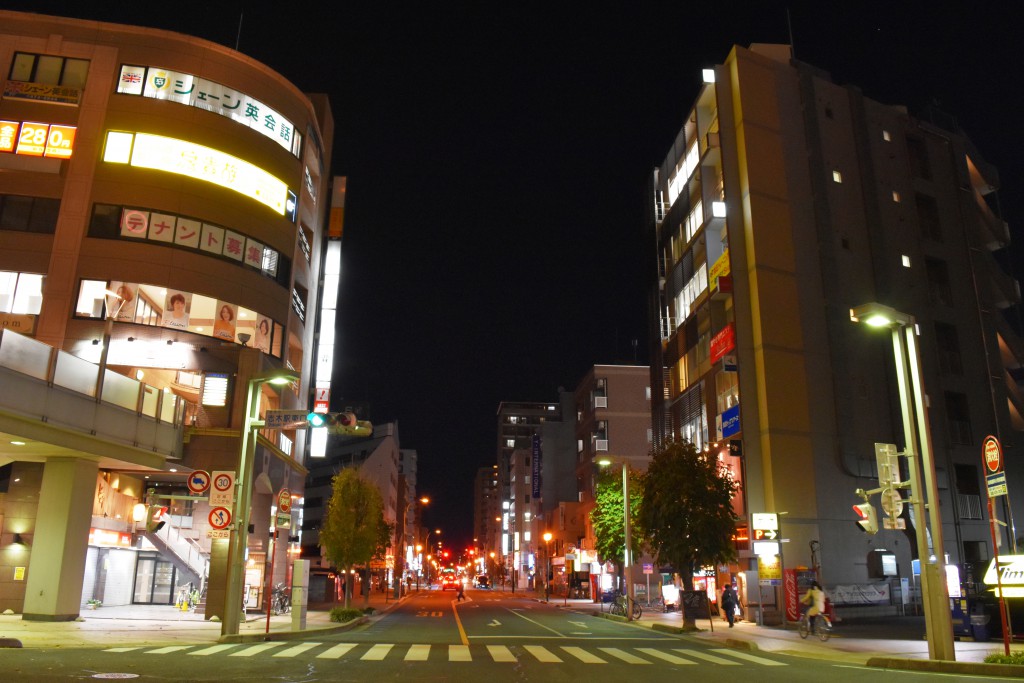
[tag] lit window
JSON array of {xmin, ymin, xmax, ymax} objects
[
  {"xmin": 506, "ymin": 439, "xmax": 515, "ymax": 448},
  {"xmin": 711, "ymin": 201, "xmax": 727, "ymax": 218},
  {"xmin": 201, "ymin": 373, "xmax": 228, "ymax": 406},
  {"xmin": 833, "ymin": 170, "xmax": 843, "ymax": 183},
  {"xmin": 882, "ymin": 130, "xmax": 891, "ymax": 142},
  {"xmin": 902, "ymin": 255, "xmax": 912, "ymax": 268},
  {"xmin": 893, "ymin": 191, "xmax": 901, "ymax": 203},
  {"xmin": 702, "ymin": 69, "xmax": 715, "ymax": 83}
]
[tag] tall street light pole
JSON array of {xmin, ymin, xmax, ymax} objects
[
  {"xmin": 222, "ymin": 369, "xmax": 298, "ymax": 637},
  {"xmin": 542, "ymin": 531, "xmax": 553, "ymax": 602},
  {"xmin": 598, "ymin": 456, "xmax": 635, "ymax": 622},
  {"xmin": 851, "ymin": 303, "xmax": 955, "ymax": 661}
]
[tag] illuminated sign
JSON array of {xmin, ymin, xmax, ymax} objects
[
  {"xmin": 709, "ymin": 248, "xmax": 731, "ymax": 285},
  {"xmin": 88, "ymin": 528, "xmax": 133, "ymax": 547},
  {"xmin": 709, "ymin": 323, "xmax": 735, "ymax": 365},
  {"xmin": 103, "ymin": 131, "xmax": 289, "ymax": 215},
  {"xmin": 116, "ymin": 65, "xmax": 301, "ymax": 157},
  {"xmin": 3, "ymin": 80, "xmax": 81, "ymax": 105},
  {"xmin": 0, "ymin": 120, "xmax": 77, "ymax": 158}
]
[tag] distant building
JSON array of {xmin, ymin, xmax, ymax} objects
[
  {"xmin": 648, "ymin": 43, "xmax": 1022, "ymax": 612},
  {"xmin": 472, "ymin": 465, "xmax": 499, "ymax": 559}
]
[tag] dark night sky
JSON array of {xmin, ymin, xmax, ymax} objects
[{"xmin": 4, "ymin": 2, "xmax": 1023, "ymax": 549}]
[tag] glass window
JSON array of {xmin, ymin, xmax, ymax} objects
[
  {"xmin": 8, "ymin": 52, "xmax": 89, "ymax": 86},
  {"xmin": 0, "ymin": 196, "xmax": 32, "ymax": 231},
  {"xmin": 62, "ymin": 59, "xmax": 90, "ymax": 88},
  {"xmin": 35, "ymin": 55, "xmax": 63, "ymax": 85},
  {"xmin": 0, "ymin": 272, "xmax": 44, "ymax": 314},
  {"xmin": 945, "ymin": 392, "xmax": 972, "ymax": 445},
  {"xmin": 9, "ymin": 53, "xmax": 34, "ymax": 81}
]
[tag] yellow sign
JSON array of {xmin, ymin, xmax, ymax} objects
[
  {"xmin": 709, "ymin": 248, "xmax": 731, "ymax": 284},
  {"xmin": 0, "ymin": 313, "xmax": 36, "ymax": 335},
  {"xmin": 14, "ymin": 566, "xmax": 26, "ymax": 581},
  {"xmin": 983, "ymin": 555, "xmax": 1024, "ymax": 586},
  {"xmin": 758, "ymin": 554, "xmax": 782, "ymax": 581}
]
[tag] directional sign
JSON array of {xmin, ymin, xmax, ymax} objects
[
  {"xmin": 187, "ymin": 470, "xmax": 211, "ymax": 495},
  {"xmin": 752, "ymin": 512, "xmax": 778, "ymax": 534},
  {"xmin": 210, "ymin": 470, "xmax": 235, "ymax": 507},
  {"xmin": 277, "ymin": 488, "xmax": 291, "ymax": 513},
  {"xmin": 753, "ymin": 529, "xmax": 778, "ymax": 541},
  {"xmin": 209, "ymin": 506, "xmax": 232, "ymax": 530},
  {"xmin": 265, "ymin": 409, "xmax": 310, "ymax": 429}
]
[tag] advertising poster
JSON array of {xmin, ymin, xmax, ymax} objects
[
  {"xmin": 213, "ymin": 301, "xmax": 238, "ymax": 341},
  {"xmin": 106, "ymin": 281, "xmax": 138, "ymax": 321},
  {"xmin": 255, "ymin": 314, "xmax": 271, "ymax": 352},
  {"xmin": 161, "ymin": 289, "xmax": 191, "ymax": 329}
]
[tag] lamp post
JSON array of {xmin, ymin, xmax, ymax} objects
[
  {"xmin": 543, "ymin": 531, "xmax": 553, "ymax": 602},
  {"xmin": 851, "ymin": 303, "xmax": 955, "ymax": 661},
  {"xmin": 221, "ymin": 369, "xmax": 299, "ymax": 637},
  {"xmin": 598, "ymin": 456, "xmax": 635, "ymax": 622}
]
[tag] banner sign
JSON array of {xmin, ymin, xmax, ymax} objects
[
  {"xmin": 709, "ymin": 323, "xmax": 735, "ymax": 365},
  {"xmin": 532, "ymin": 434, "xmax": 542, "ymax": 498}
]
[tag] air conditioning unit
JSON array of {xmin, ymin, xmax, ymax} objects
[
  {"xmin": 596, "ymin": 440, "xmax": 609, "ymax": 452},
  {"xmin": 594, "ymin": 396, "xmax": 607, "ymax": 408}
]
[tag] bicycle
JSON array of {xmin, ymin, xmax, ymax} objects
[
  {"xmin": 798, "ymin": 611, "xmax": 831, "ymax": 641},
  {"xmin": 271, "ymin": 583, "xmax": 291, "ymax": 615},
  {"xmin": 608, "ymin": 593, "xmax": 642, "ymax": 620}
]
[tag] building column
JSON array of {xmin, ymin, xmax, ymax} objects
[{"xmin": 22, "ymin": 457, "xmax": 98, "ymax": 621}]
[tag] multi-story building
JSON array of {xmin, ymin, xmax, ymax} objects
[
  {"xmin": 648, "ymin": 43, "xmax": 1021, "ymax": 613},
  {"xmin": 0, "ymin": 11, "xmax": 333, "ymax": 620},
  {"xmin": 472, "ymin": 465, "xmax": 498, "ymax": 557}
]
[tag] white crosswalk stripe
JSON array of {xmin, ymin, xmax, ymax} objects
[
  {"xmin": 108, "ymin": 642, "xmax": 787, "ymax": 666},
  {"xmin": 710, "ymin": 648, "xmax": 787, "ymax": 666}
]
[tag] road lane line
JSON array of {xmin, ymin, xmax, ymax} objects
[
  {"xmin": 228, "ymin": 642, "xmax": 286, "ymax": 657},
  {"xmin": 487, "ymin": 645, "xmax": 516, "ymax": 662},
  {"xmin": 103, "ymin": 647, "xmax": 142, "ymax": 653},
  {"xmin": 188, "ymin": 644, "xmax": 237, "ymax": 656},
  {"xmin": 710, "ymin": 648, "xmax": 786, "ymax": 666},
  {"xmin": 362, "ymin": 644, "xmax": 394, "ymax": 660},
  {"xmin": 637, "ymin": 648, "xmax": 696, "ymax": 665},
  {"xmin": 145, "ymin": 646, "xmax": 193, "ymax": 654},
  {"xmin": 503, "ymin": 607, "xmax": 565, "ymax": 636},
  {"xmin": 561, "ymin": 646, "xmax": 606, "ymax": 663},
  {"xmin": 672, "ymin": 648, "xmax": 739, "ymax": 664},
  {"xmin": 598, "ymin": 647, "xmax": 650, "ymax": 664},
  {"xmin": 405, "ymin": 644, "xmax": 430, "ymax": 661},
  {"xmin": 449, "ymin": 645, "xmax": 472, "ymax": 661},
  {"xmin": 316, "ymin": 643, "xmax": 356, "ymax": 659},
  {"xmin": 524, "ymin": 645, "xmax": 561, "ymax": 663},
  {"xmin": 452, "ymin": 602, "xmax": 470, "ymax": 646},
  {"xmin": 273, "ymin": 642, "xmax": 321, "ymax": 657}
]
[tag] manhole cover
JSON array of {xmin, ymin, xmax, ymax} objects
[{"xmin": 91, "ymin": 675, "xmax": 140, "ymax": 680}]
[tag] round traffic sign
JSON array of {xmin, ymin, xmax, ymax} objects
[
  {"xmin": 209, "ymin": 507, "xmax": 232, "ymax": 530},
  {"xmin": 213, "ymin": 472, "xmax": 233, "ymax": 492},
  {"xmin": 187, "ymin": 470, "xmax": 211, "ymax": 494},
  {"xmin": 983, "ymin": 435, "xmax": 1003, "ymax": 474},
  {"xmin": 277, "ymin": 488, "xmax": 291, "ymax": 513},
  {"xmin": 880, "ymin": 488, "xmax": 904, "ymax": 518}
]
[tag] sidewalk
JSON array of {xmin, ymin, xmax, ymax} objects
[{"xmin": 0, "ymin": 588, "xmax": 408, "ymax": 649}]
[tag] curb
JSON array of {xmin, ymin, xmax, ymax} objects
[
  {"xmin": 219, "ymin": 616, "xmax": 368, "ymax": 644},
  {"xmin": 0, "ymin": 637, "xmax": 23, "ymax": 648},
  {"xmin": 867, "ymin": 656, "xmax": 1024, "ymax": 678}
]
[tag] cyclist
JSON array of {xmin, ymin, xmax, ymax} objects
[{"xmin": 800, "ymin": 581, "xmax": 826, "ymax": 631}]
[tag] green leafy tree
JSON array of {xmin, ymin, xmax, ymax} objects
[
  {"xmin": 319, "ymin": 468, "xmax": 385, "ymax": 608},
  {"xmin": 589, "ymin": 467, "xmax": 644, "ymax": 592},
  {"xmin": 638, "ymin": 439, "xmax": 738, "ymax": 629}
]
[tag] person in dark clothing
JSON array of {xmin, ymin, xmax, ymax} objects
[
  {"xmin": 720, "ymin": 585, "xmax": 738, "ymax": 627},
  {"xmin": 456, "ymin": 581, "xmax": 466, "ymax": 602}
]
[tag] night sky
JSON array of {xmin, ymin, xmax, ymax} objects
[{"xmin": 4, "ymin": 2, "xmax": 1022, "ymax": 549}]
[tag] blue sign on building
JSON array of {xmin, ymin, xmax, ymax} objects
[
  {"xmin": 532, "ymin": 434, "xmax": 542, "ymax": 498},
  {"xmin": 721, "ymin": 404, "xmax": 741, "ymax": 438}
]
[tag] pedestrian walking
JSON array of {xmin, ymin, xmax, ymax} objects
[
  {"xmin": 456, "ymin": 580, "xmax": 466, "ymax": 602},
  {"xmin": 720, "ymin": 584, "xmax": 738, "ymax": 628}
]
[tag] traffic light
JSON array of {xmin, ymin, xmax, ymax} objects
[
  {"xmin": 306, "ymin": 412, "xmax": 373, "ymax": 437},
  {"xmin": 145, "ymin": 505, "xmax": 168, "ymax": 533},
  {"xmin": 728, "ymin": 439, "xmax": 743, "ymax": 457},
  {"xmin": 853, "ymin": 502, "xmax": 878, "ymax": 535}
]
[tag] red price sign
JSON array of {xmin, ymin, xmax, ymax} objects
[
  {"xmin": 277, "ymin": 488, "xmax": 291, "ymax": 513},
  {"xmin": 983, "ymin": 435, "xmax": 1003, "ymax": 474}
]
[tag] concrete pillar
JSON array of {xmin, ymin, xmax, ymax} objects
[{"xmin": 22, "ymin": 457, "xmax": 98, "ymax": 621}]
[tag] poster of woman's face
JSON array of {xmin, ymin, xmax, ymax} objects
[
  {"xmin": 107, "ymin": 281, "xmax": 138, "ymax": 322},
  {"xmin": 161, "ymin": 289, "xmax": 191, "ymax": 329},
  {"xmin": 255, "ymin": 314, "xmax": 271, "ymax": 352},
  {"xmin": 213, "ymin": 301, "xmax": 238, "ymax": 341}
]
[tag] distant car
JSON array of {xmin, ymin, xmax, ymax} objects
[
  {"xmin": 474, "ymin": 575, "xmax": 490, "ymax": 589},
  {"xmin": 441, "ymin": 576, "xmax": 459, "ymax": 590}
]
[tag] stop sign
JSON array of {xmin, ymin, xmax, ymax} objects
[{"xmin": 983, "ymin": 435, "xmax": 1003, "ymax": 474}]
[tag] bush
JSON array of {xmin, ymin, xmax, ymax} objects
[
  {"xmin": 984, "ymin": 650, "xmax": 1024, "ymax": 665},
  {"xmin": 329, "ymin": 607, "xmax": 364, "ymax": 623}
]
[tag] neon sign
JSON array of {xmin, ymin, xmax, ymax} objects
[{"xmin": 0, "ymin": 120, "xmax": 77, "ymax": 158}]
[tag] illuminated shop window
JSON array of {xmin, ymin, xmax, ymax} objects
[{"xmin": 0, "ymin": 271, "xmax": 44, "ymax": 314}]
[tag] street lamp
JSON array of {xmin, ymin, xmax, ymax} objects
[
  {"xmin": 222, "ymin": 369, "xmax": 299, "ymax": 637},
  {"xmin": 850, "ymin": 302, "xmax": 955, "ymax": 661},
  {"xmin": 542, "ymin": 531, "xmax": 553, "ymax": 603},
  {"xmin": 598, "ymin": 456, "xmax": 636, "ymax": 622}
]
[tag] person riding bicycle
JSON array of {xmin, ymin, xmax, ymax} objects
[{"xmin": 801, "ymin": 581, "xmax": 826, "ymax": 629}]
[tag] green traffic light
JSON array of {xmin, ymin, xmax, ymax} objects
[{"xmin": 307, "ymin": 412, "xmax": 326, "ymax": 427}]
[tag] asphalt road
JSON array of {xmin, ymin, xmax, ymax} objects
[{"xmin": 0, "ymin": 589, "xmax": 997, "ymax": 682}]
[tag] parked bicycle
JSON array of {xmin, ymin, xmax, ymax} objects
[
  {"xmin": 607, "ymin": 592, "xmax": 642, "ymax": 620},
  {"xmin": 271, "ymin": 582, "xmax": 291, "ymax": 615},
  {"xmin": 798, "ymin": 610, "xmax": 831, "ymax": 641}
]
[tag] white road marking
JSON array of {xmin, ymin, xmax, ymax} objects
[
  {"xmin": 228, "ymin": 642, "xmax": 285, "ymax": 657},
  {"xmin": 361, "ymin": 644, "xmax": 394, "ymax": 660},
  {"xmin": 487, "ymin": 645, "xmax": 516, "ymax": 662},
  {"xmin": 598, "ymin": 647, "xmax": 650, "ymax": 664},
  {"xmin": 273, "ymin": 642, "xmax": 321, "ymax": 657},
  {"xmin": 405, "ymin": 644, "xmax": 430, "ymax": 661},
  {"xmin": 524, "ymin": 645, "xmax": 561, "ymax": 662},
  {"xmin": 449, "ymin": 645, "xmax": 472, "ymax": 661},
  {"xmin": 187, "ymin": 644, "xmax": 237, "ymax": 656},
  {"xmin": 672, "ymin": 648, "xmax": 738, "ymax": 665},
  {"xmin": 316, "ymin": 643, "xmax": 356, "ymax": 659},
  {"xmin": 637, "ymin": 648, "xmax": 696, "ymax": 664},
  {"xmin": 710, "ymin": 648, "xmax": 786, "ymax": 666},
  {"xmin": 562, "ymin": 646, "xmax": 606, "ymax": 663},
  {"xmin": 145, "ymin": 646, "xmax": 193, "ymax": 654}
]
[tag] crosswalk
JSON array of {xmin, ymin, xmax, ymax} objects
[{"xmin": 103, "ymin": 642, "xmax": 785, "ymax": 666}]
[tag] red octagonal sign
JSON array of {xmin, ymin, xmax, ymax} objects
[{"xmin": 983, "ymin": 435, "xmax": 1003, "ymax": 474}]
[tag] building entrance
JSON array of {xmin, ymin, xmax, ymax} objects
[{"xmin": 133, "ymin": 555, "xmax": 178, "ymax": 605}]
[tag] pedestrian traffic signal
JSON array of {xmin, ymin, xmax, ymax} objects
[
  {"xmin": 145, "ymin": 505, "xmax": 168, "ymax": 533},
  {"xmin": 853, "ymin": 502, "xmax": 878, "ymax": 535}
]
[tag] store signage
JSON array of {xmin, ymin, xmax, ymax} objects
[
  {"xmin": 266, "ymin": 410, "xmax": 310, "ymax": 429},
  {"xmin": 720, "ymin": 403, "xmax": 740, "ymax": 438},
  {"xmin": 709, "ymin": 323, "xmax": 735, "ymax": 365},
  {"xmin": 277, "ymin": 489, "xmax": 292, "ymax": 514},
  {"xmin": 0, "ymin": 313, "xmax": 36, "ymax": 335},
  {"xmin": 313, "ymin": 387, "xmax": 330, "ymax": 413},
  {"xmin": 709, "ymin": 248, "xmax": 731, "ymax": 286},
  {"xmin": 3, "ymin": 81, "xmax": 81, "ymax": 105},
  {"xmin": 532, "ymin": 435, "xmax": 542, "ymax": 498},
  {"xmin": 758, "ymin": 554, "xmax": 782, "ymax": 585},
  {"xmin": 103, "ymin": 131, "xmax": 290, "ymax": 215},
  {"xmin": 116, "ymin": 65, "xmax": 301, "ymax": 157},
  {"xmin": 982, "ymin": 435, "xmax": 1008, "ymax": 499},
  {"xmin": 0, "ymin": 120, "xmax": 77, "ymax": 158},
  {"xmin": 88, "ymin": 528, "xmax": 133, "ymax": 547}
]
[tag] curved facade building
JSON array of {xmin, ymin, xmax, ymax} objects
[{"xmin": 0, "ymin": 10, "xmax": 334, "ymax": 621}]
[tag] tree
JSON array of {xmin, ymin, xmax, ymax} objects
[
  {"xmin": 319, "ymin": 468, "xmax": 385, "ymax": 608},
  {"xmin": 638, "ymin": 439, "xmax": 738, "ymax": 629},
  {"xmin": 589, "ymin": 467, "xmax": 644, "ymax": 593}
]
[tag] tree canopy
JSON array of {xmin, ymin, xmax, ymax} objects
[
  {"xmin": 319, "ymin": 468, "xmax": 385, "ymax": 607},
  {"xmin": 589, "ymin": 466, "xmax": 645, "ymax": 582},
  {"xmin": 638, "ymin": 439, "xmax": 738, "ymax": 625}
]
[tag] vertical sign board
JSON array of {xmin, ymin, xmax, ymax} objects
[
  {"xmin": 210, "ymin": 470, "xmax": 235, "ymax": 507},
  {"xmin": 531, "ymin": 434, "xmax": 541, "ymax": 498},
  {"xmin": 984, "ymin": 435, "xmax": 1007, "ymax": 498}
]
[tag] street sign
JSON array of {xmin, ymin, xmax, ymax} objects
[
  {"xmin": 277, "ymin": 488, "xmax": 291, "ymax": 513},
  {"xmin": 209, "ymin": 506, "xmax": 232, "ymax": 530},
  {"xmin": 643, "ymin": 563, "xmax": 653, "ymax": 575},
  {"xmin": 275, "ymin": 512, "xmax": 291, "ymax": 529},
  {"xmin": 265, "ymin": 409, "xmax": 310, "ymax": 429},
  {"xmin": 875, "ymin": 443, "xmax": 900, "ymax": 487},
  {"xmin": 987, "ymin": 472, "xmax": 1008, "ymax": 499},
  {"xmin": 313, "ymin": 387, "xmax": 330, "ymax": 414},
  {"xmin": 207, "ymin": 529, "xmax": 230, "ymax": 539},
  {"xmin": 880, "ymin": 487, "xmax": 904, "ymax": 518},
  {"xmin": 187, "ymin": 470, "xmax": 211, "ymax": 495},
  {"xmin": 751, "ymin": 512, "xmax": 778, "ymax": 532},
  {"xmin": 210, "ymin": 470, "xmax": 235, "ymax": 507},
  {"xmin": 883, "ymin": 517, "xmax": 907, "ymax": 530},
  {"xmin": 982, "ymin": 435, "xmax": 1008, "ymax": 498}
]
